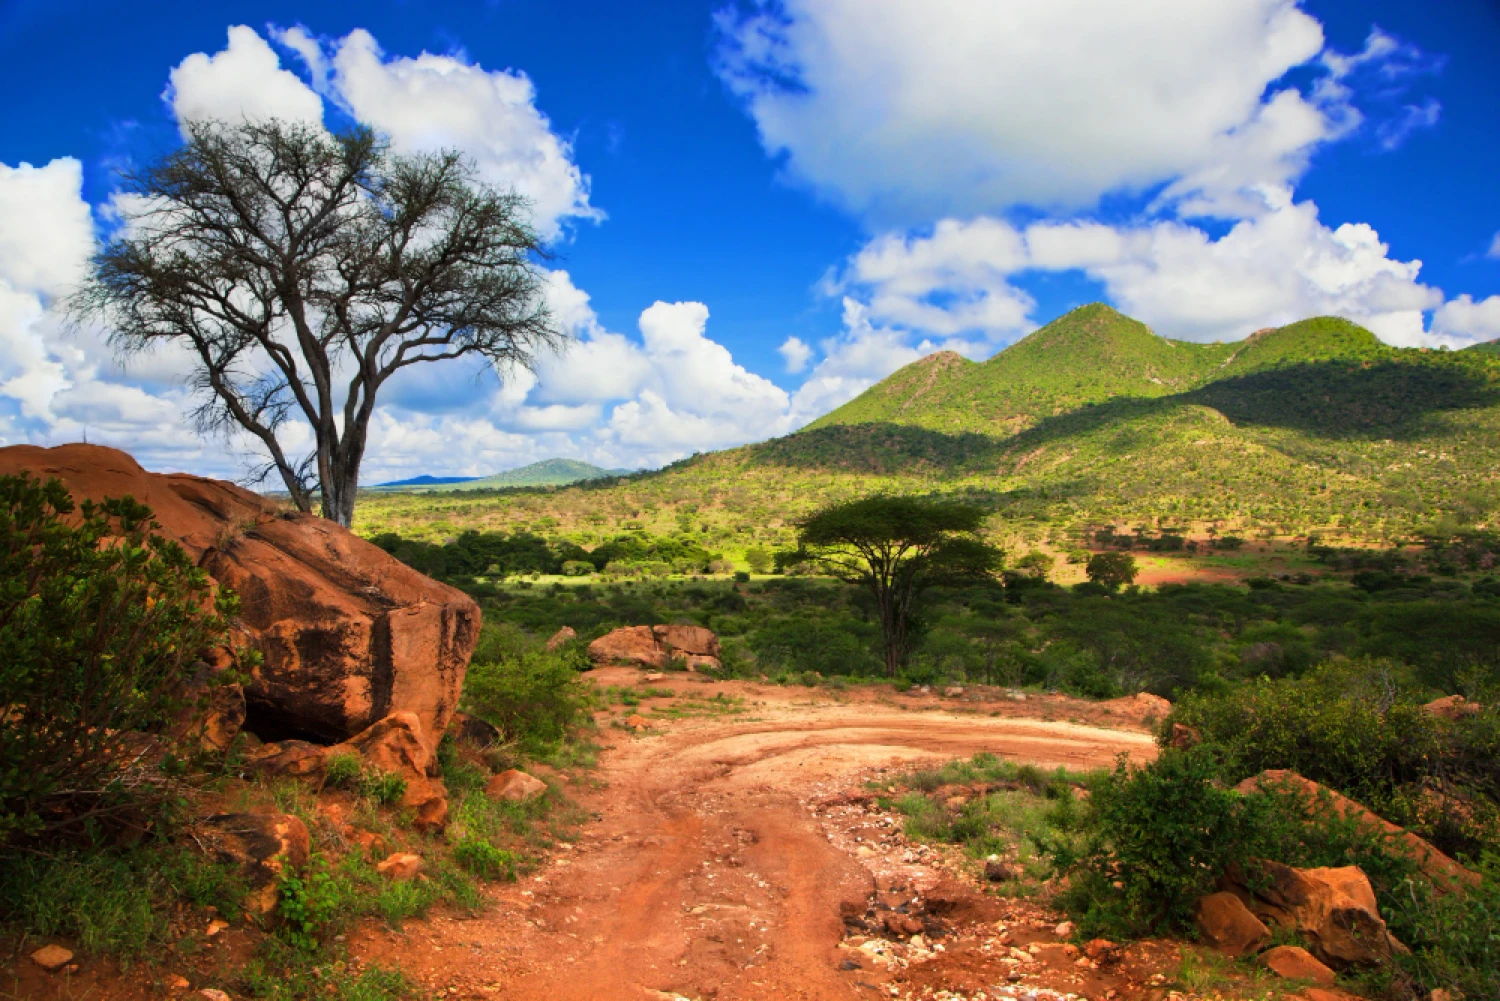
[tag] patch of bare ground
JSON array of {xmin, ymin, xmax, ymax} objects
[{"xmin": 344, "ymin": 671, "xmax": 1160, "ymax": 1000}]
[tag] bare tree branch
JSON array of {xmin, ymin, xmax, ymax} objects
[{"xmin": 70, "ymin": 119, "xmax": 563, "ymax": 526}]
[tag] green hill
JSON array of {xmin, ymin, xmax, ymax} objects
[
  {"xmin": 367, "ymin": 458, "xmax": 629, "ymax": 493},
  {"xmin": 356, "ymin": 305, "xmax": 1500, "ymax": 550}
]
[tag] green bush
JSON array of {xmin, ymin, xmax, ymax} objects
[
  {"xmin": 1166, "ymin": 659, "xmax": 1500, "ymax": 858},
  {"xmin": 452, "ymin": 836, "xmax": 516, "ymax": 880},
  {"xmin": 462, "ymin": 625, "xmax": 589, "ymax": 751},
  {"xmin": 276, "ymin": 858, "xmax": 341, "ymax": 951},
  {"xmin": 1046, "ymin": 745, "xmax": 1495, "ymax": 1000},
  {"xmin": 0, "ymin": 474, "xmax": 235, "ymax": 841},
  {"xmin": 1048, "ymin": 748, "xmax": 1258, "ymax": 937},
  {"xmin": 323, "ymin": 753, "xmax": 407, "ymax": 806}
]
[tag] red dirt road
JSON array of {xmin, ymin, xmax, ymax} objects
[{"xmin": 357, "ymin": 674, "xmax": 1158, "ymax": 1000}]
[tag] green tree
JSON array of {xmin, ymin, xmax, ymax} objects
[
  {"xmin": 795, "ymin": 497, "xmax": 1003, "ymax": 675},
  {"xmin": 1086, "ymin": 551, "xmax": 1138, "ymax": 590},
  {"xmin": 74, "ymin": 119, "xmax": 562, "ymax": 528},
  {"xmin": 0, "ymin": 475, "xmax": 234, "ymax": 840},
  {"xmin": 744, "ymin": 546, "xmax": 773, "ymax": 574}
]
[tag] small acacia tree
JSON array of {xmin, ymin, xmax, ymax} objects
[
  {"xmin": 1087, "ymin": 551, "xmax": 1139, "ymax": 590},
  {"xmin": 794, "ymin": 496, "xmax": 1003, "ymax": 676},
  {"xmin": 74, "ymin": 119, "xmax": 563, "ymax": 527}
]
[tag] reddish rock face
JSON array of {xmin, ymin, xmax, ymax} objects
[
  {"xmin": 1228, "ymin": 859, "xmax": 1403, "ymax": 968},
  {"xmin": 587, "ymin": 624, "xmax": 722, "ymax": 670},
  {"xmin": 0, "ymin": 444, "xmax": 480, "ymax": 753},
  {"xmin": 1261, "ymin": 944, "xmax": 1336, "ymax": 985},
  {"xmin": 195, "ymin": 812, "xmax": 310, "ymax": 914},
  {"xmin": 588, "ymin": 625, "xmax": 666, "ymax": 669},
  {"xmin": 1195, "ymin": 891, "xmax": 1269, "ymax": 957}
]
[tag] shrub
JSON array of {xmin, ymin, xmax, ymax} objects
[
  {"xmin": 323, "ymin": 753, "xmax": 407, "ymax": 806},
  {"xmin": 452, "ymin": 836, "xmax": 516, "ymax": 880},
  {"xmin": 462, "ymin": 626, "xmax": 589, "ymax": 751},
  {"xmin": 276, "ymin": 858, "xmax": 340, "ymax": 951},
  {"xmin": 1048, "ymin": 748, "xmax": 1256, "ymax": 937},
  {"xmin": 0, "ymin": 474, "xmax": 235, "ymax": 841},
  {"xmin": 0, "ymin": 842, "xmax": 245, "ymax": 962},
  {"xmin": 1166, "ymin": 659, "xmax": 1500, "ymax": 857}
]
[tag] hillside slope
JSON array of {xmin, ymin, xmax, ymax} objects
[{"xmin": 357, "ymin": 305, "xmax": 1500, "ymax": 549}]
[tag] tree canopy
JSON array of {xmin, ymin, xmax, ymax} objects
[
  {"xmin": 794, "ymin": 496, "xmax": 1003, "ymax": 675},
  {"xmin": 74, "ymin": 118, "xmax": 562, "ymax": 527}
]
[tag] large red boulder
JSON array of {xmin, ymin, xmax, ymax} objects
[
  {"xmin": 1226, "ymin": 860, "xmax": 1404, "ymax": 968},
  {"xmin": 1236, "ymin": 770, "xmax": 1479, "ymax": 889},
  {"xmin": 0, "ymin": 444, "xmax": 479, "ymax": 754}
]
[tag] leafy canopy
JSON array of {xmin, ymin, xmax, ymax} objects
[{"xmin": 795, "ymin": 496, "xmax": 1002, "ymax": 674}]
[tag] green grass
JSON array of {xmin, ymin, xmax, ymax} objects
[
  {"xmin": 0, "ymin": 843, "xmax": 247, "ymax": 963},
  {"xmin": 874, "ymin": 753, "xmax": 1090, "ymax": 894}
]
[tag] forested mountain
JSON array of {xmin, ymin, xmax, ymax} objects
[{"xmin": 357, "ymin": 305, "xmax": 1500, "ymax": 550}]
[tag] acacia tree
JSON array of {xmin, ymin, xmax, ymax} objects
[
  {"xmin": 795, "ymin": 496, "xmax": 1003, "ymax": 676},
  {"xmin": 74, "ymin": 119, "xmax": 562, "ymax": 527}
]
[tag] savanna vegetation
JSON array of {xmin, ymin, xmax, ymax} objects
[
  {"xmin": 355, "ymin": 306, "xmax": 1500, "ymax": 552},
  {"xmin": 0, "ymin": 476, "xmax": 599, "ymax": 1000}
]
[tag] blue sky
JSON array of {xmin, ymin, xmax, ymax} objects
[{"xmin": 1, "ymin": 0, "xmax": 1498, "ymax": 480}]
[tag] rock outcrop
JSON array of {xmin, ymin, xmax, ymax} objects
[
  {"xmin": 1195, "ymin": 891, "xmax": 1269, "ymax": 957},
  {"xmin": 248, "ymin": 711, "xmax": 450, "ymax": 832},
  {"xmin": 1236, "ymin": 770, "xmax": 1479, "ymax": 888},
  {"xmin": 1423, "ymin": 695, "xmax": 1481, "ymax": 720},
  {"xmin": 587, "ymin": 624, "xmax": 721, "ymax": 670},
  {"xmin": 1226, "ymin": 860, "xmax": 1403, "ymax": 968},
  {"xmin": 1261, "ymin": 945, "xmax": 1337, "ymax": 985},
  {"xmin": 0, "ymin": 444, "xmax": 480, "ymax": 755},
  {"xmin": 486, "ymin": 769, "xmax": 547, "ymax": 803},
  {"xmin": 194, "ymin": 812, "xmax": 310, "ymax": 914}
]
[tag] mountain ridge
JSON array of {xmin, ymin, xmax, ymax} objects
[{"xmin": 367, "ymin": 457, "xmax": 631, "ymax": 493}]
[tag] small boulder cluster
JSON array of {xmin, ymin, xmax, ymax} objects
[{"xmin": 1196, "ymin": 769, "xmax": 1478, "ymax": 992}]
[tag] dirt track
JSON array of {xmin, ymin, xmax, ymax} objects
[{"xmin": 358, "ymin": 672, "xmax": 1158, "ymax": 1000}]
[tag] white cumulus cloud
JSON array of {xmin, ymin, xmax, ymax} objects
[
  {"xmin": 716, "ymin": 0, "xmax": 1344, "ymax": 222},
  {"xmin": 164, "ymin": 25, "xmax": 324, "ymax": 130},
  {"xmin": 778, "ymin": 336, "xmax": 812, "ymax": 373}
]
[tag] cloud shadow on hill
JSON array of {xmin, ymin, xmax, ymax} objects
[{"xmin": 743, "ymin": 359, "xmax": 1499, "ymax": 485}]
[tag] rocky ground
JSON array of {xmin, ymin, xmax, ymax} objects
[{"xmin": 9, "ymin": 669, "xmax": 1372, "ymax": 1001}]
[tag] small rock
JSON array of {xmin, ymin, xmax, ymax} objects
[
  {"xmin": 1084, "ymin": 938, "xmax": 1121, "ymax": 964},
  {"xmin": 485, "ymin": 769, "xmax": 547, "ymax": 803},
  {"xmin": 350, "ymin": 830, "xmax": 389, "ymax": 857},
  {"xmin": 1194, "ymin": 890, "xmax": 1269, "ymax": 957},
  {"xmin": 199, "ymin": 991, "xmax": 231, "ymax": 1001},
  {"xmin": 838, "ymin": 958, "xmax": 861, "ymax": 971},
  {"xmin": 642, "ymin": 672, "xmax": 665, "ymax": 683},
  {"xmin": 30, "ymin": 945, "xmax": 73, "ymax": 972},
  {"xmin": 983, "ymin": 860, "xmax": 1014, "ymax": 882},
  {"xmin": 545, "ymin": 626, "xmax": 577, "ymax": 651},
  {"xmin": 625, "ymin": 713, "xmax": 650, "ymax": 730},
  {"xmin": 167, "ymin": 975, "xmax": 191, "ymax": 991},
  {"xmin": 1054, "ymin": 920, "xmax": 1075, "ymax": 938},
  {"xmin": 1261, "ymin": 944, "xmax": 1336, "ymax": 985},
  {"xmin": 376, "ymin": 852, "xmax": 423, "ymax": 881},
  {"xmin": 206, "ymin": 918, "xmax": 229, "ymax": 937},
  {"xmin": 944, "ymin": 686, "xmax": 965, "ymax": 697}
]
